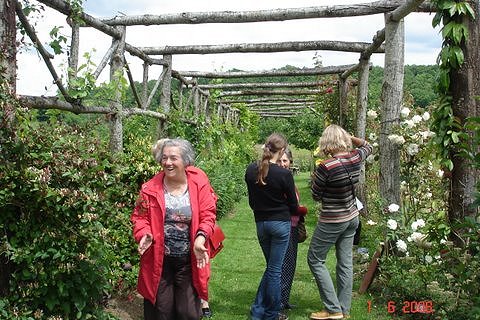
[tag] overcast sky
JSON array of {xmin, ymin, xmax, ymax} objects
[{"xmin": 16, "ymin": 0, "xmax": 442, "ymax": 95}]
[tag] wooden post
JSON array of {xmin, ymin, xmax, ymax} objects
[
  {"xmin": 448, "ymin": 0, "xmax": 480, "ymax": 223},
  {"xmin": 355, "ymin": 57, "xmax": 370, "ymax": 213},
  {"xmin": 160, "ymin": 54, "xmax": 172, "ymax": 113},
  {"xmin": 67, "ymin": 19, "xmax": 79, "ymax": 81},
  {"xmin": 0, "ymin": 0, "xmax": 16, "ymax": 296},
  {"xmin": 142, "ymin": 61, "xmax": 149, "ymax": 109},
  {"xmin": 157, "ymin": 54, "xmax": 171, "ymax": 138},
  {"xmin": 379, "ymin": 13, "xmax": 404, "ymax": 206},
  {"xmin": 193, "ymin": 87, "xmax": 200, "ymax": 117},
  {"xmin": 338, "ymin": 77, "xmax": 349, "ymax": 127},
  {"xmin": 108, "ymin": 26, "xmax": 126, "ymax": 154}
]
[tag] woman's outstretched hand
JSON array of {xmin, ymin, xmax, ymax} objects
[
  {"xmin": 194, "ymin": 236, "xmax": 209, "ymax": 268},
  {"xmin": 138, "ymin": 233, "xmax": 153, "ymax": 255}
]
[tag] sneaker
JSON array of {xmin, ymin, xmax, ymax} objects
[
  {"xmin": 201, "ymin": 307, "xmax": 212, "ymax": 318},
  {"xmin": 310, "ymin": 310, "xmax": 343, "ymax": 319},
  {"xmin": 278, "ymin": 312, "xmax": 289, "ymax": 320}
]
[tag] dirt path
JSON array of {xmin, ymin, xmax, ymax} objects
[{"xmin": 106, "ymin": 293, "xmax": 143, "ymax": 320}]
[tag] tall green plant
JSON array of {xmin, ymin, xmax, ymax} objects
[{"xmin": 430, "ymin": 0, "xmax": 475, "ymax": 171}]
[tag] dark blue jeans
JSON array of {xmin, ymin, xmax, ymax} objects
[{"xmin": 251, "ymin": 220, "xmax": 291, "ymax": 320}]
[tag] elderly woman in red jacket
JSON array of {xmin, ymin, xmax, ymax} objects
[{"xmin": 131, "ymin": 138, "xmax": 217, "ymax": 320}]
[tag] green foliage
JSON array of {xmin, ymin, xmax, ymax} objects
[
  {"xmin": 0, "ymin": 109, "xmax": 158, "ymax": 319},
  {"xmin": 49, "ymin": 26, "xmax": 68, "ymax": 55},
  {"xmin": 67, "ymin": 51, "xmax": 98, "ymax": 100},
  {"xmin": 431, "ymin": 0, "xmax": 475, "ymax": 171}
]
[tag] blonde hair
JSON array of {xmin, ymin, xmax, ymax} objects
[
  {"xmin": 318, "ymin": 124, "xmax": 352, "ymax": 156},
  {"xmin": 257, "ymin": 133, "xmax": 288, "ymax": 186}
]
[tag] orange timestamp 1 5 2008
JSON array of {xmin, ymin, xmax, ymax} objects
[{"xmin": 386, "ymin": 300, "xmax": 434, "ymax": 314}]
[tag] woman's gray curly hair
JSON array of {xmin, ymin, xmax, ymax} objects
[{"xmin": 151, "ymin": 138, "xmax": 195, "ymax": 166}]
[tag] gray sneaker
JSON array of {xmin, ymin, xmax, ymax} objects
[{"xmin": 278, "ymin": 312, "xmax": 289, "ymax": 320}]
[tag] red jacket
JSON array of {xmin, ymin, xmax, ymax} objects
[{"xmin": 131, "ymin": 166, "xmax": 217, "ymax": 304}]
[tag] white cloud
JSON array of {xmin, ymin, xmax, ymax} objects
[{"xmin": 16, "ymin": 0, "xmax": 442, "ymax": 95}]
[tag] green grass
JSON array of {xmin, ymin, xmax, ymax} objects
[{"xmin": 209, "ymin": 172, "xmax": 391, "ymax": 319}]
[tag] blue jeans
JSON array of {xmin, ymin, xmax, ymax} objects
[
  {"xmin": 307, "ymin": 216, "xmax": 359, "ymax": 315},
  {"xmin": 251, "ymin": 220, "xmax": 291, "ymax": 320}
]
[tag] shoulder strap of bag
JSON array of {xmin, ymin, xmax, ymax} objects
[{"xmin": 334, "ymin": 157, "xmax": 356, "ymax": 199}]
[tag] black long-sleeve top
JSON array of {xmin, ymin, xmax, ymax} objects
[{"xmin": 245, "ymin": 162, "xmax": 299, "ymax": 222}]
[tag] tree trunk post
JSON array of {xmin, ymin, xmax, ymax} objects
[
  {"xmin": 449, "ymin": 0, "xmax": 480, "ymax": 222},
  {"xmin": 338, "ymin": 76, "xmax": 348, "ymax": 127},
  {"xmin": 156, "ymin": 54, "xmax": 171, "ymax": 138},
  {"xmin": 0, "ymin": 0, "xmax": 16, "ymax": 296},
  {"xmin": 67, "ymin": 19, "xmax": 79, "ymax": 81},
  {"xmin": 193, "ymin": 87, "xmax": 200, "ymax": 117},
  {"xmin": 379, "ymin": 14, "xmax": 404, "ymax": 206},
  {"xmin": 355, "ymin": 57, "xmax": 370, "ymax": 213},
  {"xmin": 142, "ymin": 61, "xmax": 149, "ymax": 109},
  {"xmin": 108, "ymin": 26, "xmax": 126, "ymax": 154},
  {"xmin": 1, "ymin": 0, "xmax": 16, "ymax": 127},
  {"xmin": 160, "ymin": 54, "xmax": 172, "ymax": 113}
]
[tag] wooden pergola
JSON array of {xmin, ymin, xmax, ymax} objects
[{"xmin": 8, "ymin": 0, "xmax": 437, "ymax": 205}]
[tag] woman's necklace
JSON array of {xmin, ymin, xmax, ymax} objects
[{"xmin": 163, "ymin": 180, "xmax": 187, "ymax": 196}]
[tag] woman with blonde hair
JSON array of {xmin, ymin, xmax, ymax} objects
[
  {"xmin": 245, "ymin": 133, "xmax": 299, "ymax": 320},
  {"xmin": 308, "ymin": 124, "xmax": 373, "ymax": 320}
]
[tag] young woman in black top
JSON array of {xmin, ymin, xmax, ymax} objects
[{"xmin": 245, "ymin": 133, "xmax": 298, "ymax": 320}]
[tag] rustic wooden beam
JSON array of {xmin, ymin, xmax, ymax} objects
[
  {"xmin": 18, "ymin": 95, "xmax": 168, "ymax": 120},
  {"xmin": 360, "ymin": 28, "xmax": 386, "ymax": 61},
  {"xmin": 172, "ymin": 70, "xmax": 196, "ymax": 86},
  {"xmin": 36, "ymin": 0, "xmax": 167, "ymax": 65},
  {"xmin": 94, "ymin": 41, "xmax": 119, "ymax": 79},
  {"xmin": 139, "ymin": 40, "xmax": 384, "ymax": 55},
  {"xmin": 246, "ymin": 101, "xmax": 316, "ymax": 107},
  {"xmin": 250, "ymin": 105, "xmax": 313, "ymax": 112},
  {"xmin": 218, "ymin": 89, "xmax": 326, "ymax": 97},
  {"xmin": 145, "ymin": 68, "xmax": 167, "ymax": 110},
  {"xmin": 178, "ymin": 65, "xmax": 357, "ymax": 79},
  {"xmin": 388, "ymin": 0, "xmax": 427, "ymax": 22},
  {"xmin": 258, "ymin": 112, "xmax": 300, "ymax": 118},
  {"xmin": 100, "ymin": 1, "xmax": 435, "ymax": 26},
  {"xmin": 125, "ymin": 62, "xmax": 142, "ymax": 108},
  {"xmin": 216, "ymin": 97, "xmax": 318, "ymax": 104},
  {"xmin": 199, "ymin": 80, "xmax": 341, "ymax": 90}
]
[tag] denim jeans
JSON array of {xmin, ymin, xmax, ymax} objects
[
  {"xmin": 307, "ymin": 216, "xmax": 359, "ymax": 315},
  {"xmin": 251, "ymin": 220, "xmax": 291, "ymax": 320}
]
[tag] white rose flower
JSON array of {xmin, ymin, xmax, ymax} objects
[
  {"xmin": 416, "ymin": 219, "xmax": 425, "ymax": 228},
  {"xmin": 367, "ymin": 219, "xmax": 377, "ymax": 226},
  {"xmin": 367, "ymin": 110, "xmax": 378, "ymax": 119},
  {"xmin": 401, "ymin": 107, "xmax": 411, "ymax": 118},
  {"xmin": 410, "ymin": 232, "xmax": 426, "ymax": 244},
  {"xmin": 387, "ymin": 219, "xmax": 398, "ymax": 230},
  {"xmin": 403, "ymin": 119, "xmax": 415, "ymax": 128},
  {"xmin": 437, "ymin": 169, "xmax": 444, "ymax": 178},
  {"xmin": 396, "ymin": 239, "xmax": 408, "ymax": 252},
  {"xmin": 422, "ymin": 111, "xmax": 431, "ymax": 121},
  {"xmin": 406, "ymin": 143, "xmax": 419, "ymax": 156},
  {"xmin": 411, "ymin": 219, "xmax": 425, "ymax": 231},
  {"xmin": 387, "ymin": 134, "xmax": 406, "ymax": 145},
  {"xmin": 412, "ymin": 115, "xmax": 423, "ymax": 124},
  {"xmin": 388, "ymin": 203, "xmax": 400, "ymax": 213},
  {"xmin": 425, "ymin": 255, "xmax": 433, "ymax": 263}
]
